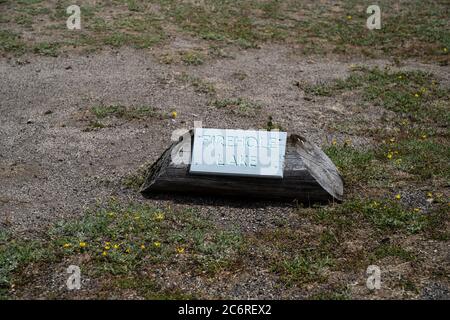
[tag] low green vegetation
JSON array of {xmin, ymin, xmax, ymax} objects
[
  {"xmin": 0, "ymin": 230, "xmax": 54, "ymax": 299},
  {"xmin": 178, "ymin": 73, "xmax": 216, "ymax": 95},
  {"xmin": 1, "ymin": 0, "xmax": 447, "ymax": 61},
  {"xmin": 305, "ymin": 66, "xmax": 448, "ymax": 118},
  {"xmin": 324, "ymin": 144, "xmax": 387, "ymax": 187},
  {"xmin": 211, "ymin": 98, "xmax": 262, "ymax": 116},
  {"xmin": 180, "ymin": 50, "xmax": 204, "ymax": 66},
  {"xmin": 90, "ymin": 105, "xmax": 162, "ymax": 120},
  {"xmin": 0, "ymin": 200, "xmax": 244, "ymax": 299},
  {"xmin": 272, "ymin": 251, "xmax": 334, "ymax": 286}
]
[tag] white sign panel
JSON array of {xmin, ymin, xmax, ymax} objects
[{"xmin": 190, "ymin": 128, "xmax": 287, "ymax": 178}]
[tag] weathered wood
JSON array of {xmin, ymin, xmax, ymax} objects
[{"xmin": 140, "ymin": 131, "xmax": 343, "ymax": 203}]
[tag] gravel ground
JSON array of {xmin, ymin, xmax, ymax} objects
[
  {"xmin": 1, "ymin": 44, "xmax": 447, "ymax": 233},
  {"xmin": 1, "ymin": 43, "xmax": 449, "ymax": 299}
]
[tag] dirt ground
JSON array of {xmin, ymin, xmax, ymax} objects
[
  {"xmin": 1, "ymin": 44, "xmax": 447, "ymax": 231},
  {"xmin": 0, "ymin": 0, "xmax": 449, "ymax": 300}
]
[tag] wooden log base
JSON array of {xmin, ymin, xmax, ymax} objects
[{"xmin": 140, "ymin": 131, "xmax": 343, "ymax": 203}]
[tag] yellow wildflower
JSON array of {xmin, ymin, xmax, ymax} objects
[
  {"xmin": 171, "ymin": 111, "xmax": 177, "ymax": 119},
  {"xmin": 102, "ymin": 251, "xmax": 107, "ymax": 256},
  {"xmin": 332, "ymin": 139, "xmax": 337, "ymax": 145},
  {"xmin": 426, "ymin": 192, "xmax": 433, "ymax": 198},
  {"xmin": 79, "ymin": 242, "xmax": 87, "ymax": 248},
  {"xmin": 387, "ymin": 152, "xmax": 393, "ymax": 160},
  {"xmin": 63, "ymin": 243, "xmax": 71, "ymax": 248},
  {"xmin": 140, "ymin": 244, "xmax": 146, "ymax": 250},
  {"xmin": 104, "ymin": 245, "xmax": 110, "ymax": 250},
  {"xmin": 444, "ymin": 47, "xmax": 448, "ymax": 53},
  {"xmin": 154, "ymin": 212, "xmax": 165, "ymax": 221},
  {"xmin": 421, "ymin": 134, "xmax": 427, "ymax": 139},
  {"xmin": 347, "ymin": 15, "xmax": 352, "ymax": 20},
  {"xmin": 176, "ymin": 247, "xmax": 185, "ymax": 254},
  {"xmin": 126, "ymin": 248, "xmax": 131, "ymax": 253},
  {"xmin": 414, "ymin": 93, "xmax": 420, "ymax": 98},
  {"xmin": 395, "ymin": 194, "xmax": 401, "ymax": 200},
  {"xmin": 413, "ymin": 208, "xmax": 421, "ymax": 212},
  {"xmin": 113, "ymin": 244, "xmax": 119, "ymax": 249},
  {"xmin": 154, "ymin": 241, "xmax": 161, "ymax": 248}
]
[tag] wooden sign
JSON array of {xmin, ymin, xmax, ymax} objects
[{"xmin": 189, "ymin": 128, "xmax": 287, "ymax": 178}]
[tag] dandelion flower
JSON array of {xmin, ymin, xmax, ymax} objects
[
  {"xmin": 154, "ymin": 212, "xmax": 165, "ymax": 221},
  {"xmin": 113, "ymin": 244, "xmax": 119, "ymax": 249},
  {"xmin": 347, "ymin": 15, "xmax": 352, "ymax": 20},
  {"xmin": 154, "ymin": 241, "xmax": 161, "ymax": 248},
  {"xmin": 171, "ymin": 111, "xmax": 177, "ymax": 119},
  {"xmin": 140, "ymin": 244, "xmax": 146, "ymax": 250},
  {"xmin": 395, "ymin": 194, "xmax": 401, "ymax": 200},
  {"xmin": 102, "ymin": 251, "xmax": 107, "ymax": 256},
  {"xmin": 176, "ymin": 247, "xmax": 185, "ymax": 254},
  {"xmin": 104, "ymin": 245, "xmax": 110, "ymax": 250},
  {"xmin": 414, "ymin": 93, "xmax": 420, "ymax": 98},
  {"xmin": 79, "ymin": 242, "xmax": 87, "ymax": 248},
  {"xmin": 63, "ymin": 243, "xmax": 71, "ymax": 248},
  {"xmin": 387, "ymin": 152, "xmax": 393, "ymax": 160},
  {"xmin": 332, "ymin": 139, "xmax": 337, "ymax": 145}
]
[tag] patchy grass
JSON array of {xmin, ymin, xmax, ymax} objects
[
  {"xmin": 178, "ymin": 73, "xmax": 216, "ymax": 95},
  {"xmin": 379, "ymin": 137, "xmax": 450, "ymax": 180},
  {"xmin": 211, "ymin": 98, "xmax": 262, "ymax": 116},
  {"xmin": 324, "ymin": 144, "xmax": 388, "ymax": 188},
  {"xmin": 371, "ymin": 243, "xmax": 416, "ymax": 262},
  {"xmin": 90, "ymin": 105, "xmax": 162, "ymax": 120},
  {"xmin": 0, "ymin": 230, "xmax": 54, "ymax": 299},
  {"xmin": 33, "ymin": 42, "xmax": 60, "ymax": 56},
  {"xmin": 272, "ymin": 251, "xmax": 334, "ymax": 286},
  {"xmin": 0, "ymin": 30, "xmax": 26, "ymax": 54},
  {"xmin": 314, "ymin": 199, "xmax": 435, "ymax": 234},
  {"xmin": 1, "ymin": 0, "xmax": 447, "ymax": 61},
  {"xmin": 317, "ymin": 67, "xmax": 449, "ymax": 188},
  {"xmin": 180, "ymin": 50, "xmax": 204, "ymax": 65},
  {"xmin": 305, "ymin": 67, "xmax": 449, "ymax": 122},
  {"xmin": 1, "ymin": 200, "xmax": 244, "ymax": 298}
]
